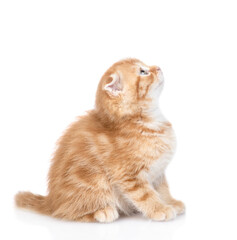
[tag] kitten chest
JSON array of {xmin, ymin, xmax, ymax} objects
[{"xmin": 146, "ymin": 128, "xmax": 176, "ymax": 184}]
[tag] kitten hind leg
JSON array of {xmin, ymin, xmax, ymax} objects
[
  {"xmin": 94, "ymin": 206, "xmax": 119, "ymax": 223},
  {"xmin": 76, "ymin": 206, "xmax": 119, "ymax": 223}
]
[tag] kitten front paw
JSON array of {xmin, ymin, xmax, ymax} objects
[
  {"xmin": 150, "ymin": 205, "xmax": 176, "ymax": 221},
  {"xmin": 169, "ymin": 200, "xmax": 185, "ymax": 215}
]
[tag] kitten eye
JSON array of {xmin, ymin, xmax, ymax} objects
[{"xmin": 140, "ymin": 68, "xmax": 149, "ymax": 76}]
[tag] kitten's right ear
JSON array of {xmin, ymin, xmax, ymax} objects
[{"xmin": 104, "ymin": 73, "xmax": 122, "ymax": 97}]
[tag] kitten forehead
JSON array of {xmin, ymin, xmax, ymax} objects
[
  {"xmin": 111, "ymin": 58, "xmax": 144, "ymax": 69},
  {"xmin": 137, "ymin": 63, "xmax": 150, "ymax": 71}
]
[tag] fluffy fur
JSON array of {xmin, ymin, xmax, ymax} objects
[{"xmin": 15, "ymin": 58, "xmax": 185, "ymax": 222}]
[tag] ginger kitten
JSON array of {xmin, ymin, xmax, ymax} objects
[{"xmin": 15, "ymin": 58, "xmax": 185, "ymax": 222}]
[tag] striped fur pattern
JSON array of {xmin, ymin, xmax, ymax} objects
[{"xmin": 15, "ymin": 58, "xmax": 185, "ymax": 222}]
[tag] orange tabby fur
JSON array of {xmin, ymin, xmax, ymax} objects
[{"xmin": 15, "ymin": 58, "xmax": 185, "ymax": 222}]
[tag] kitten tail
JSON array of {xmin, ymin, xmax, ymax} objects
[{"xmin": 15, "ymin": 191, "xmax": 50, "ymax": 215}]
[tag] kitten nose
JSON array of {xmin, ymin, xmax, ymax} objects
[{"xmin": 150, "ymin": 66, "xmax": 161, "ymax": 73}]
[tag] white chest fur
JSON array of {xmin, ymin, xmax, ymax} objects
[
  {"xmin": 147, "ymin": 128, "xmax": 176, "ymax": 184},
  {"xmin": 147, "ymin": 152, "xmax": 173, "ymax": 184}
]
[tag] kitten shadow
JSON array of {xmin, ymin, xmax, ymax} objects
[{"xmin": 14, "ymin": 207, "xmax": 185, "ymax": 240}]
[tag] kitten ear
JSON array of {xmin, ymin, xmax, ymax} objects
[{"xmin": 104, "ymin": 73, "xmax": 122, "ymax": 97}]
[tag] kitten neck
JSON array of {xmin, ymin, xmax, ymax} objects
[{"xmin": 139, "ymin": 100, "xmax": 168, "ymax": 131}]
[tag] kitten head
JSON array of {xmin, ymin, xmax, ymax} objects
[{"xmin": 95, "ymin": 58, "xmax": 164, "ymax": 121}]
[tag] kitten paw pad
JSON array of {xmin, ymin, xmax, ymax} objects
[{"xmin": 94, "ymin": 206, "xmax": 119, "ymax": 223}]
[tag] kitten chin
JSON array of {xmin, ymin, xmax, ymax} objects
[{"xmin": 15, "ymin": 58, "xmax": 185, "ymax": 222}]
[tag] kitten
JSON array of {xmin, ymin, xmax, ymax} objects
[{"xmin": 15, "ymin": 58, "xmax": 185, "ymax": 222}]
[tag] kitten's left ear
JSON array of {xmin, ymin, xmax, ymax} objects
[{"xmin": 104, "ymin": 72, "xmax": 122, "ymax": 97}]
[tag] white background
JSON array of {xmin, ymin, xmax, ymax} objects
[{"xmin": 0, "ymin": 0, "xmax": 237, "ymax": 239}]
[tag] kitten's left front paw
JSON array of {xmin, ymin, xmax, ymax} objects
[
  {"xmin": 150, "ymin": 205, "xmax": 176, "ymax": 221},
  {"xmin": 169, "ymin": 200, "xmax": 185, "ymax": 215}
]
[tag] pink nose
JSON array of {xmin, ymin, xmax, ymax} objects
[{"xmin": 156, "ymin": 66, "xmax": 161, "ymax": 71}]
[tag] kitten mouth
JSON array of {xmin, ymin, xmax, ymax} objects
[
  {"xmin": 158, "ymin": 81, "xmax": 164, "ymax": 88},
  {"xmin": 159, "ymin": 80, "xmax": 164, "ymax": 85},
  {"xmin": 157, "ymin": 80, "xmax": 164, "ymax": 89},
  {"xmin": 153, "ymin": 80, "xmax": 164, "ymax": 91}
]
